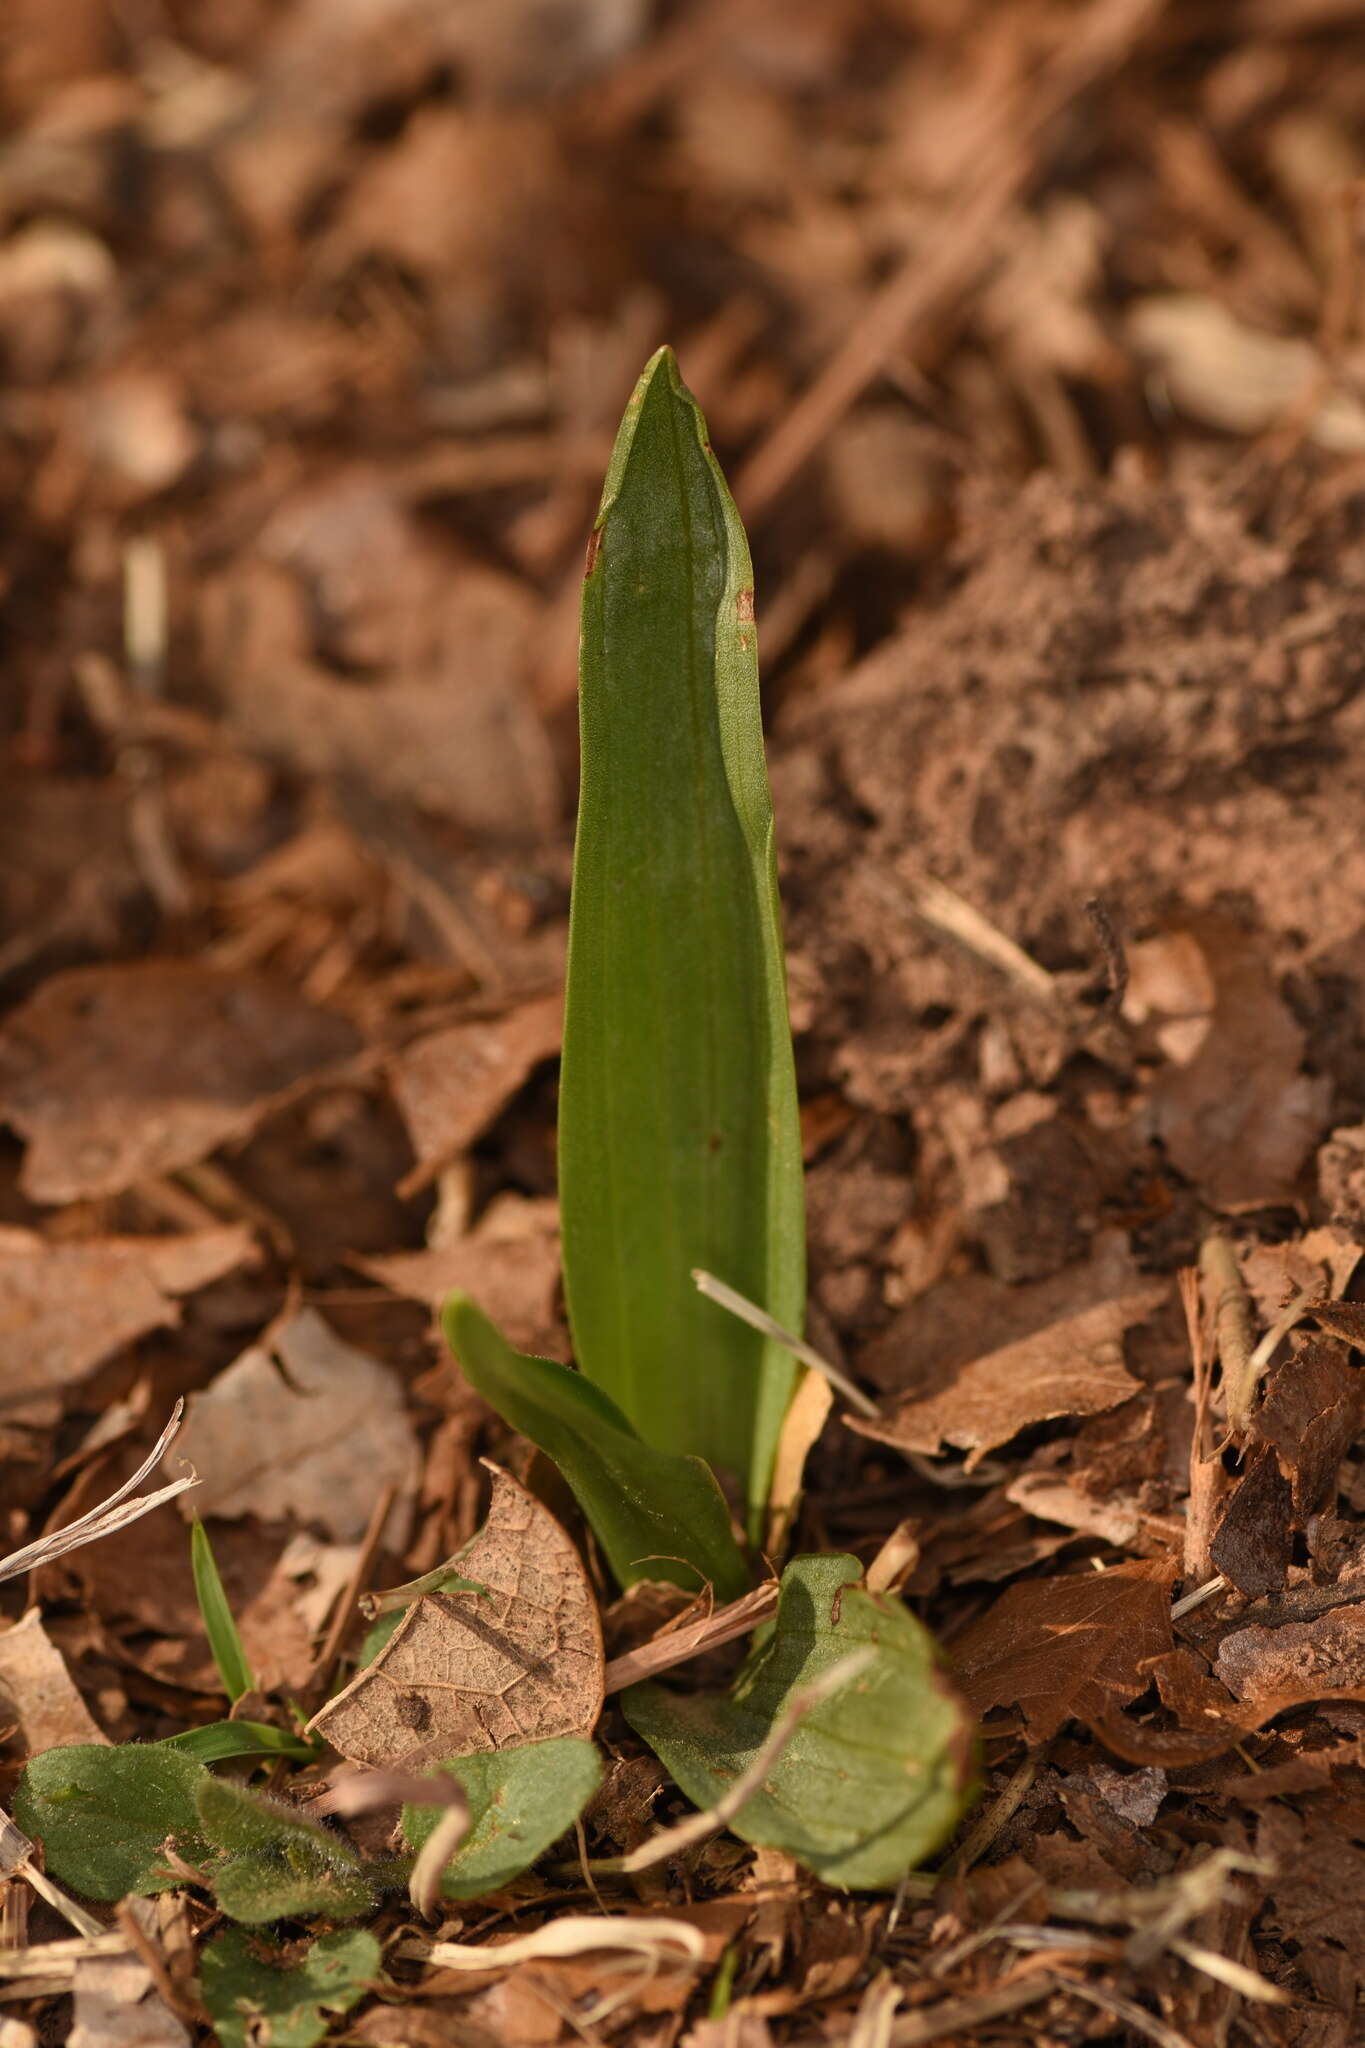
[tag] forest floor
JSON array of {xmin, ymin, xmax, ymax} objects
[{"xmin": 4, "ymin": 1, "xmax": 1365, "ymax": 2043}]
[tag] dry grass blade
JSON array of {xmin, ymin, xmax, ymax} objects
[
  {"xmin": 317, "ymin": 1771, "xmax": 476, "ymax": 1925},
  {"xmin": 0, "ymin": 1934, "xmax": 130, "ymax": 1982},
  {"xmin": 691, "ymin": 1270, "xmax": 879, "ymax": 1418},
  {"xmin": 0, "ymin": 1812, "xmax": 104, "ymax": 1940},
  {"xmin": 401, "ymin": 1915, "xmax": 707, "ymax": 1970},
  {"xmin": 0, "ymin": 1401, "xmax": 193, "ymax": 1584},
  {"xmin": 596, "ymin": 1648, "xmax": 876, "ymax": 1876}
]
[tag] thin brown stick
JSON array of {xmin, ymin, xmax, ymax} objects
[
  {"xmin": 300, "ymin": 1481, "xmax": 398, "ymax": 1711},
  {"xmin": 735, "ymin": 0, "xmax": 1167, "ymax": 519},
  {"xmin": 602, "ymin": 1580, "xmax": 779, "ymax": 1694},
  {"xmin": 114, "ymin": 1903, "xmax": 207, "ymax": 2028},
  {"xmin": 1199, "ymin": 1231, "xmax": 1257, "ymax": 1435}
]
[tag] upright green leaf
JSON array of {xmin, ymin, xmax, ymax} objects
[
  {"xmin": 202, "ymin": 1927, "xmax": 380, "ymax": 2048},
  {"xmin": 441, "ymin": 1293, "xmax": 748, "ymax": 1601},
  {"xmin": 190, "ymin": 1518, "xmax": 254, "ymax": 1705},
  {"xmin": 401, "ymin": 1738, "xmax": 602, "ymax": 1900},
  {"xmin": 13, "ymin": 1745, "xmax": 211, "ymax": 1901},
  {"xmin": 560, "ymin": 345, "xmax": 805, "ymax": 1518},
  {"xmin": 622, "ymin": 1556, "xmax": 977, "ymax": 1890}
]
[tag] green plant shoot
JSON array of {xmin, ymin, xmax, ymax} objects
[
  {"xmin": 559, "ymin": 346, "xmax": 805, "ymax": 1520},
  {"xmin": 191, "ymin": 1517, "xmax": 254, "ymax": 1705}
]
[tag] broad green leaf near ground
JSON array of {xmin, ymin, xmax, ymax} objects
[
  {"xmin": 401, "ymin": 1738, "xmax": 603, "ymax": 1899},
  {"xmin": 622, "ymin": 1555, "xmax": 977, "ymax": 1889},
  {"xmin": 201, "ymin": 1927, "xmax": 380, "ymax": 2048},
  {"xmin": 197, "ymin": 1775, "xmax": 375, "ymax": 1924},
  {"xmin": 559, "ymin": 345, "xmax": 805, "ymax": 1522},
  {"xmin": 13, "ymin": 1744, "xmax": 211, "ymax": 1901},
  {"xmin": 441, "ymin": 1293, "xmax": 749, "ymax": 1601}
]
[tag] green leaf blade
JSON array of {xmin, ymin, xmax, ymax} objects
[
  {"xmin": 622, "ymin": 1556, "xmax": 978, "ymax": 1890},
  {"xmin": 13, "ymin": 1744, "xmax": 211, "ymax": 1901},
  {"xmin": 401, "ymin": 1737, "xmax": 602, "ymax": 1900},
  {"xmin": 197, "ymin": 1776, "xmax": 375, "ymax": 1925},
  {"xmin": 202, "ymin": 1927, "xmax": 379, "ymax": 2048},
  {"xmin": 441, "ymin": 1292, "xmax": 748, "ymax": 1602},
  {"xmin": 561, "ymin": 345, "xmax": 805, "ymax": 1516},
  {"xmin": 191, "ymin": 1518, "xmax": 255, "ymax": 1705}
]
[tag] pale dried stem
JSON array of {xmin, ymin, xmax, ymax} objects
[
  {"xmin": 0, "ymin": 1402, "xmax": 194, "ymax": 1585},
  {"xmin": 691, "ymin": 1270, "xmax": 879, "ymax": 1418},
  {"xmin": 603, "ymin": 1580, "xmax": 779, "ymax": 1694},
  {"xmin": 594, "ymin": 1649, "xmax": 876, "ymax": 1877},
  {"xmin": 1199, "ymin": 1231, "xmax": 1257, "ymax": 1435}
]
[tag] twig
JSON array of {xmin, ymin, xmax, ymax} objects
[
  {"xmin": 735, "ymin": 0, "xmax": 1167, "ymax": 518},
  {"xmin": 1060, "ymin": 1974, "xmax": 1196, "ymax": 2048},
  {"xmin": 942, "ymin": 1746, "xmax": 1048, "ymax": 1877},
  {"xmin": 900, "ymin": 874, "xmax": 1057, "ymax": 1001},
  {"xmin": 1199, "ymin": 1232, "xmax": 1257, "ymax": 1434},
  {"xmin": 114, "ymin": 1901, "xmax": 208, "ymax": 2028},
  {"xmin": 0, "ymin": 1812, "xmax": 104, "ymax": 1940},
  {"xmin": 299, "ymin": 1480, "xmax": 398, "ymax": 1711},
  {"xmin": 691, "ymin": 1271, "xmax": 880, "ymax": 1418},
  {"xmin": 0, "ymin": 1403, "xmax": 194, "ymax": 1584},
  {"xmin": 603, "ymin": 1580, "xmax": 779, "ymax": 1694},
  {"xmin": 591, "ymin": 1649, "xmax": 876, "ymax": 1876}
]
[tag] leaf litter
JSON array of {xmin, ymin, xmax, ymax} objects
[{"xmin": 9, "ymin": 0, "xmax": 1365, "ymax": 2038}]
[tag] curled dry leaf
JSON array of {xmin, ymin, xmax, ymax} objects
[
  {"xmin": 0, "ymin": 963, "xmax": 359, "ymax": 1203},
  {"xmin": 174, "ymin": 1309, "xmax": 419, "ymax": 1544},
  {"xmin": 851, "ymin": 1286, "xmax": 1162, "ymax": 1469},
  {"xmin": 950, "ymin": 1558, "xmax": 1177, "ymax": 1743},
  {"xmin": 0, "ymin": 1610, "xmax": 108, "ymax": 1754},
  {"xmin": 308, "ymin": 1467, "xmax": 603, "ymax": 1770},
  {"xmin": 389, "ymin": 992, "xmax": 562, "ymax": 1196},
  {"xmin": 0, "ymin": 1225, "xmax": 257, "ymax": 1411}
]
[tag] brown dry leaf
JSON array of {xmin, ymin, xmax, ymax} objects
[
  {"xmin": 1216, "ymin": 1608, "xmax": 1365, "ymax": 1704},
  {"xmin": 362, "ymin": 1194, "xmax": 563, "ymax": 1358},
  {"xmin": 951, "ymin": 1558, "xmax": 1177, "ymax": 1742},
  {"xmin": 1133, "ymin": 921, "xmax": 1331, "ymax": 1210},
  {"xmin": 0, "ymin": 1609, "xmax": 107, "ymax": 1754},
  {"xmin": 389, "ymin": 993, "xmax": 562, "ymax": 1196},
  {"xmin": 174, "ymin": 1309, "xmax": 418, "ymax": 1544},
  {"xmin": 70, "ymin": 1925, "xmax": 190, "ymax": 2048},
  {"xmin": 1254, "ymin": 1336, "xmax": 1364, "ymax": 1519},
  {"xmin": 0, "ymin": 963, "xmax": 359, "ymax": 1203},
  {"xmin": 851, "ymin": 1286, "xmax": 1162, "ymax": 1470},
  {"xmin": 0, "ymin": 1224, "xmax": 257, "ymax": 1410},
  {"xmin": 309, "ymin": 1466, "xmax": 603, "ymax": 1769},
  {"xmin": 201, "ymin": 531, "xmax": 559, "ymax": 844},
  {"xmin": 1209, "ymin": 1443, "xmax": 1294, "ymax": 1599}
]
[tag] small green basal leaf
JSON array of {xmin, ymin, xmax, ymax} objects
[
  {"xmin": 623, "ymin": 1555, "xmax": 978, "ymax": 1890},
  {"xmin": 401, "ymin": 1737, "xmax": 603, "ymax": 1900},
  {"xmin": 13, "ymin": 1744, "xmax": 211, "ymax": 1901},
  {"xmin": 197, "ymin": 1776, "xmax": 375, "ymax": 1924},
  {"xmin": 191, "ymin": 1517, "xmax": 255, "ymax": 1705},
  {"xmin": 561, "ymin": 345, "xmax": 805, "ymax": 1523},
  {"xmin": 201, "ymin": 1926, "xmax": 380, "ymax": 2048},
  {"xmin": 162, "ymin": 1720, "xmax": 320, "ymax": 1766},
  {"xmin": 441, "ymin": 1292, "xmax": 748, "ymax": 1602}
]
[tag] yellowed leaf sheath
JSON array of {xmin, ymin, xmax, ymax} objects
[{"xmin": 560, "ymin": 348, "xmax": 805, "ymax": 1519}]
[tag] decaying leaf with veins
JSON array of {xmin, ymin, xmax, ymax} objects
[{"xmin": 308, "ymin": 1468, "xmax": 603, "ymax": 1770}]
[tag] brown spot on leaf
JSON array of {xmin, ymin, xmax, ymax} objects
[
  {"xmin": 736, "ymin": 587, "xmax": 755, "ymax": 622},
  {"xmin": 584, "ymin": 526, "xmax": 603, "ymax": 577}
]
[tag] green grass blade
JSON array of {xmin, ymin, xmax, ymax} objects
[
  {"xmin": 191, "ymin": 1518, "xmax": 255, "ymax": 1705},
  {"xmin": 560, "ymin": 345, "xmax": 805, "ymax": 1518},
  {"xmin": 441, "ymin": 1293, "xmax": 749, "ymax": 1602}
]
